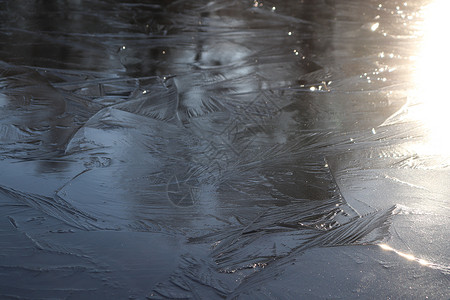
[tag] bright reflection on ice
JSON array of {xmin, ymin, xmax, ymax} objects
[
  {"xmin": 409, "ymin": 0, "xmax": 450, "ymax": 156},
  {"xmin": 379, "ymin": 244, "xmax": 427, "ymax": 264},
  {"xmin": 370, "ymin": 22, "xmax": 379, "ymax": 31},
  {"xmin": 379, "ymin": 244, "xmax": 450, "ymax": 274}
]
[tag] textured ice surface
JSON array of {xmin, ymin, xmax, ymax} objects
[{"xmin": 0, "ymin": 0, "xmax": 449, "ymax": 298}]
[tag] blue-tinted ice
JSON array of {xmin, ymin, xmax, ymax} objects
[{"xmin": 0, "ymin": 0, "xmax": 449, "ymax": 298}]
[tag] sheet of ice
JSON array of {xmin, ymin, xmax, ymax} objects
[{"xmin": 0, "ymin": 0, "xmax": 448, "ymax": 298}]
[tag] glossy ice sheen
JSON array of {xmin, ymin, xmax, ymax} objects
[{"xmin": 0, "ymin": 0, "xmax": 449, "ymax": 298}]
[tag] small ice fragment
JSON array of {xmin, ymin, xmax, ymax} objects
[{"xmin": 372, "ymin": 128, "xmax": 377, "ymax": 134}]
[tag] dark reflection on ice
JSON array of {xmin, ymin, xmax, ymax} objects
[{"xmin": 0, "ymin": 0, "xmax": 449, "ymax": 298}]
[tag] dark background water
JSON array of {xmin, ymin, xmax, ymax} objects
[{"xmin": 0, "ymin": 0, "xmax": 448, "ymax": 298}]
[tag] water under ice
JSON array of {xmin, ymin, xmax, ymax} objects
[{"xmin": 0, "ymin": 0, "xmax": 449, "ymax": 298}]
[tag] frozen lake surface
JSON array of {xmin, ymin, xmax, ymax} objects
[{"xmin": 0, "ymin": 0, "xmax": 449, "ymax": 298}]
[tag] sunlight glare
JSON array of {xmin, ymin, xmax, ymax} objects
[
  {"xmin": 411, "ymin": 0, "xmax": 450, "ymax": 155},
  {"xmin": 379, "ymin": 244, "xmax": 427, "ymax": 264}
]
